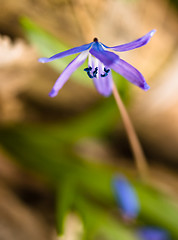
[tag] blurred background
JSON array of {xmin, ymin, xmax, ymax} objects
[{"xmin": 0, "ymin": 0, "xmax": 178, "ymax": 239}]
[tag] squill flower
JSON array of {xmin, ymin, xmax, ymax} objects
[
  {"xmin": 112, "ymin": 175, "xmax": 140, "ymax": 219},
  {"xmin": 38, "ymin": 30, "xmax": 156, "ymax": 97}
]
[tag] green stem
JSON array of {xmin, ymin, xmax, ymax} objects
[{"xmin": 112, "ymin": 82, "xmax": 149, "ymax": 180}]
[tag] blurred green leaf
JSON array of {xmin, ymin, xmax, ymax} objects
[
  {"xmin": 0, "ymin": 100, "xmax": 119, "ymax": 143},
  {"xmin": 56, "ymin": 177, "xmax": 77, "ymax": 235},
  {"xmin": 75, "ymin": 196, "xmax": 138, "ymax": 240},
  {"xmin": 20, "ymin": 16, "xmax": 92, "ymax": 86},
  {"xmin": 1, "ymin": 124, "xmax": 178, "ymax": 239},
  {"xmin": 135, "ymin": 182, "xmax": 178, "ymax": 239},
  {"xmin": 54, "ymin": 98, "xmax": 118, "ymax": 142},
  {"xmin": 0, "ymin": 124, "xmax": 114, "ymax": 202}
]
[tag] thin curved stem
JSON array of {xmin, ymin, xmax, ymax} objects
[{"xmin": 112, "ymin": 82, "xmax": 149, "ymax": 180}]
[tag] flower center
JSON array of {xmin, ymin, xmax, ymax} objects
[
  {"xmin": 84, "ymin": 66, "xmax": 110, "ymax": 79},
  {"xmin": 84, "ymin": 54, "xmax": 110, "ymax": 79},
  {"xmin": 93, "ymin": 37, "xmax": 98, "ymax": 42}
]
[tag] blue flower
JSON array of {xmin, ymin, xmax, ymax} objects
[
  {"xmin": 112, "ymin": 175, "xmax": 140, "ymax": 219},
  {"xmin": 136, "ymin": 227, "xmax": 170, "ymax": 240},
  {"xmin": 38, "ymin": 30, "xmax": 156, "ymax": 97}
]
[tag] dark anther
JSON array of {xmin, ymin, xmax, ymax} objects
[
  {"xmin": 84, "ymin": 67, "xmax": 92, "ymax": 72},
  {"xmin": 84, "ymin": 67, "xmax": 93, "ymax": 78},
  {"xmin": 87, "ymin": 72, "xmax": 94, "ymax": 78},
  {"xmin": 93, "ymin": 37, "xmax": 98, "ymax": 42},
  {"xmin": 101, "ymin": 68, "xmax": 110, "ymax": 77},
  {"xmin": 104, "ymin": 68, "xmax": 110, "ymax": 73},
  {"xmin": 93, "ymin": 67, "xmax": 98, "ymax": 77},
  {"xmin": 101, "ymin": 73, "xmax": 106, "ymax": 77}
]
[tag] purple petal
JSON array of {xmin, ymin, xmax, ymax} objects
[
  {"xmin": 112, "ymin": 175, "xmax": 140, "ymax": 219},
  {"xmin": 93, "ymin": 62, "xmax": 113, "ymax": 97},
  {"xmin": 91, "ymin": 57, "xmax": 103, "ymax": 94},
  {"xmin": 111, "ymin": 59, "xmax": 150, "ymax": 90},
  {"xmin": 99, "ymin": 72, "xmax": 113, "ymax": 97},
  {"xmin": 136, "ymin": 227, "xmax": 170, "ymax": 240},
  {"xmin": 38, "ymin": 42, "xmax": 92, "ymax": 63},
  {"xmin": 89, "ymin": 42, "xmax": 119, "ymax": 67},
  {"xmin": 102, "ymin": 30, "xmax": 156, "ymax": 52},
  {"xmin": 49, "ymin": 51, "xmax": 89, "ymax": 97}
]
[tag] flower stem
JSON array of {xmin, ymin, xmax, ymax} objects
[{"xmin": 112, "ymin": 82, "xmax": 149, "ymax": 180}]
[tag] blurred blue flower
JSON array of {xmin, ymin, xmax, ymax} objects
[
  {"xmin": 136, "ymin": 227, "xmax": 170, "ymax": 240},
  {"xmin": 112, "ymin": 175, "xmax": 140, "ymax": 219},
  {"xmin": 38, "ymin": 30, "xmax": 156, "ymax": 97}
]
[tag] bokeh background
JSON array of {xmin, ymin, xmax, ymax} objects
[{"xmin": 0, "ymin": 0, "xmax": 178, "ymax": 240}]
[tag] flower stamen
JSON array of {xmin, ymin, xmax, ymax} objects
[
  {"xmin": 93, "ymin": 67, "xmax": 98, "ymax": 77},
  {"xmin": 101, "ymin": 68, "xmax": 110, "ymax": 77},
  {"xmin": 84, "ymin": 67, "xmax": 94, "ymax": 78},
  {"xmin": 84, "ymin": 66, "xmax": 98, "ymax": 78}
]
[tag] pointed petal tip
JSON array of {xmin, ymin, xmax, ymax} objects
[
  {"xmin": 103, "ymin": 87, "xmax": 113, "ymax": 97},
  {"xmin": 38, "ymin": 57, "xmax": 49, "ymax": 63},
  {"xmin": 143, "ymin": 82, "xmax": 150, "ymax": 91},
  {"xmin": 49, "ymin": 89, "xmax": 58, "ymax": 97},
  {"xmin": 100, "ymin": 92, "xmax": 112, "ymax": 97},
  {"xmin": 150, "ymin": 29, "xmax": 156, "ymax": 37},
  {"xmin": 98, "ymin": 85, "xmax": 113, "ymax": 97},
  {"xmin": 95, "ymin": 83, "xmax": 113, "ymax": 97},
  {"xmin": 103, "ymin": 92, "xmax": 112, "ymax": 97}
]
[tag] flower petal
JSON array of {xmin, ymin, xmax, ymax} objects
[
  {"xmin": 89, "ymin": 42, "xmax": 119, "ymax": 67},
  {"xmin": 136, "ymin": 227, "xmax": 170, "ymax": 240},
  {"xmin": 49, "ymin": 50, "xmax": 89, "ymax": 97},
  {"xmin": 102, "ymin": 30, "xmax": 156, "ymax": 52},
  {"xmin": 91, "ymin": 57, "xmax": 103, "ymax": 94},
  {"xmin": 38, "ymin": 42, "xmax": 92, "ymax": 63},
  {"xmin": 97, "ymin": 63, "xmax": 113, "ymax": 97},
  {"xmin": 113, "ymin": 175, "xmax": 140, "ymax": 219},
  {"xmin": 91, "ymin": 57, "xmax": 113, "ymax": 97},
  {"xmin": 99, "ymin": 72, "xmax": 113, "ymax": 97},
  {"xmin": 111, "ymin": 59, "xmax": 150, "ymax": 90}
]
